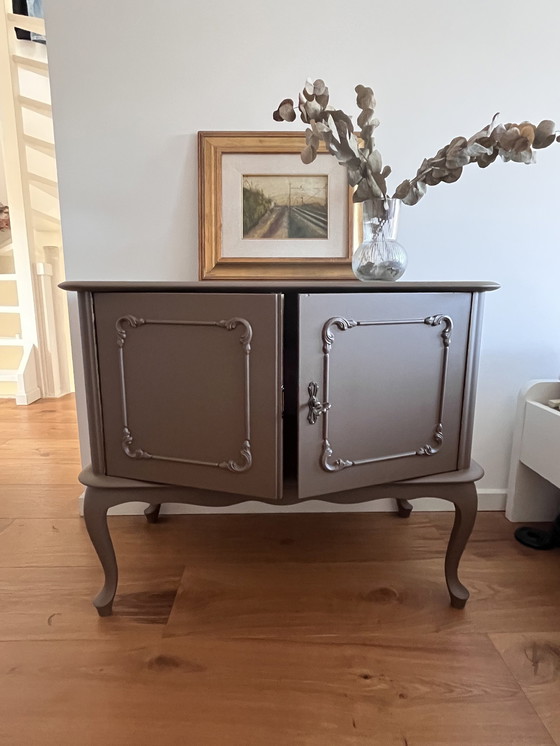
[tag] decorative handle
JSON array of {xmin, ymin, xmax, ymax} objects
[{"xmin": 307, "ymin": 382, "xmax": 331, "ymax": 424}]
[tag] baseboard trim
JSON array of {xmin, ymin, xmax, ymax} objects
[
  {"xmin": 78, "ymin": 488, "xmax": 507, "ymax": 516},
  {"xmin": 15, "ymin": 386, "xmax": 41, "ymax": 405}
]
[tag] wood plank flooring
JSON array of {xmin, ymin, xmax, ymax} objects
[{"xmin": 0, "ymin": 395, "xmax": 559, "ymax": 745}]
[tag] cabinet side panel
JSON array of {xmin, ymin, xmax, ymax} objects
[
  {"xmin": 298, "ymin": 292, "xmax": 471, "ymax": 498},
  {"xmin": 457, "ymin": 292, "xmax": 484, "ymax": 469},
  {"xmin": 93, "ymin": 292, "xmax": 282, "ymax": 500},
  {"xmin": 77, "ymin": 291, "xmax": 106, "ymax": 474}
]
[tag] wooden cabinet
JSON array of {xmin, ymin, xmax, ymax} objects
[{"xmin": 64, "ymin": 279, "xmax": 498, "ymax": 615}]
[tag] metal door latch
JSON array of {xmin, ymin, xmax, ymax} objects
[{"xmin": 307, "ymin": 382, "xmax": 331, "ymax": 424}]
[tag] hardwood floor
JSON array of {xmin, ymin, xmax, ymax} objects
[{"xmin": 0, "ymin": 395, "xmax": 559, "ymax": 745}]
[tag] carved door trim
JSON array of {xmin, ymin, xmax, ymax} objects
[
  {"xmin": 298, "ymin": 292, "xmax": 472, "ymax": 498},
  {"xmin": 94, "ymin": 292, "xmax": 283, "ymax": 499},
  {"xmin": 115, "ymin": 314, "xmax": 253, "ymax": 473},
  {"xmin": 310, "ymin": 314, "xmax": 453, "ymax": 472}
]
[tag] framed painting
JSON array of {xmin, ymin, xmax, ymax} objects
[{"xmin": 198, "ymin": 131, "xmax": 357, "ymax": 280}]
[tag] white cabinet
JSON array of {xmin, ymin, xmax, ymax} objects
[{"xmin": 506, "ymin": 380, "xmax": 560, "ymax": 522}]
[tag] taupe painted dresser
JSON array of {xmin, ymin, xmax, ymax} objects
[{"xmin": 62, "ymin": 280, "xmax": 499, "ymax": 616}]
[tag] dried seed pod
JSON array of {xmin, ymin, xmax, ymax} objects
[
  {"xmin": 431, "ymin": 167, "xmax": 448, "ymax": 179},
  {"xmin": 441, "ymin": 167, "xmax": 463, "ymax": 183},
  {"xmin": 364, "ymin": 172, "xmax": 384, "ymax": 199},
  {"xmin": 534, "ymin": 120, "xmax": 557, "ymax": 149},
  {"xmin": 401, "ymin": 182, "xmax": 426, "ymax": 206},
  {"xmin": 357, "ymin": 108, "xmax": 376, "ymax": 130},
  {"xmin": 331, "ymin": 109, "xmax": 354, "ymax": 133},
  {"xmin": 445, "ymin": 148, "xmax": 471, "ymax": 169},
  {"xmin": 273, "ymin": 98, "xmax": 296, "ymax": 122},
  {"xmin": 313, "ymin": 79, "xmax": 327, "ymax": 96},
  {"xmin": 355, "ymin": 84, "xmax": 375, "ymax": 111},
  {"xmin": 310, "ymin": 119, "xmax": 331, "ymax": 136},
  {"xmin": 498, "ymin": 125, "xmax": 521, "ymax": 149},
  {"xmin": 518, "ymin": 122, "xmax": 536, "ymax": 145},
  {"xmin": 301, "ymin": 144, "xmax": 317, "ymax": 164},
  {"xmin": 305, "ymin": 128, "xmax": 320, "ymax": 150},
  {"xmin": 304, "ymin": 99, "xmax": 323, "ymax": 120},
  {"xmin": 347, "ymin": 163, "xmax": 363, "ymax": 187},
  {"xmin": 316, "ymin": 91, "xmax": 329, "ymax": 108},
  {"xmin": 367, "ymin": 150, "xmax": 382, "ymax": 174},
  {"xmin": 466, "ymin": 141, "xmax": 494, "ymax": 158},
  {"xmin": 373, "ymin": 170, "xmax": 388, "ymax": 194},
  {"xmin": 476, "ymin": 149, "xmax": 499, "ymax": 168},
  {"xmin": 423, "ymin": 171, "xmax": 441, "ymax": 186},
  {"xmin": 393, "ymin": 179, "xmax": 411, "ymax": 200},
  {"xmin": 297, "ymin": 92, "xmax": 310, "ymax": 123},
  {"xmin": 302, "ymin": 79, "xmax": 315, "ymax": 101},
  {"xmin": 353, "ymin": 178, "xmax": 372, "ymax": 202}
]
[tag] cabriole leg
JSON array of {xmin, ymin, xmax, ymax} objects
[
  {"xmin": 444, "ymin": 483, "xmax": 478, "ymax": 609},
  {"xmin": 396, "ymin": 498, "xmax": 413, "ymax": 518},
  {"xmin": 83, "ymin": 487, "xmax": 118, "ymax": 617},
  {"xmin": 144, "ymin": 503, "xmax": 161, "ymax": 523}
]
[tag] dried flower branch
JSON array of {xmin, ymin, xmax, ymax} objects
[{"xmin": 273, "ymin": 79, "xmax": 560, "ymax": 207}]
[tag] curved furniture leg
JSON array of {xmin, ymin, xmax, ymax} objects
[
  {"xmin": 83, "ymin": 487, "xmax": 118, "ymax": 617},
  {"xmin": 144, "ymin": 503, "xmax": 162, "ymax": 523},
  {"xmin": 386, "ymin": 463, "xmax": 483, "ymax": 608},
  {"xmin": 444, "ymin": 483, "xmax": 478, "ymax": 609},
  {"xmin": 396, "ymin": 498, "xmax": 413, "ymax": 518}
]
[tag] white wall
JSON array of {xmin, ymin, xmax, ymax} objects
[{"xmin": 44, "ymin": 0, "xmax": 560, "ymax": 511}]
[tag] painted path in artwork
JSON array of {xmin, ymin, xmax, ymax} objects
[
  {"xmin": 245, "ymin": 205, "xmax": 327, "ymax": 240},
  {"xmin": 245, "ymin": 206, "xmax": 288, "ymax": 239}
]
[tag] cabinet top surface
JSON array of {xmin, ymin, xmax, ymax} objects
[{"xmin": 61, "ymin": 280, "xmax": 500, "ymax": 293}]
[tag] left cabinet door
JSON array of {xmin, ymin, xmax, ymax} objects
[{"xmin": 93, "ymin": 292, "xmax": 283, "ymax": 499}]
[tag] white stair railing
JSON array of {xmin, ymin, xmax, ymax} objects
[{"xmin": 0, "ymin": 2, "xmax": 73, "ymax": 402}]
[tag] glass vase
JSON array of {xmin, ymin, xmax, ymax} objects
[{"xmin": 352, "ymin": 198, "xmax": 407, "ymax": 281}]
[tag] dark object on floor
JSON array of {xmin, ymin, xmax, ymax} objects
[{"xmin": 514, "ymin": 514, "xmax": 560, "ymax": 550}]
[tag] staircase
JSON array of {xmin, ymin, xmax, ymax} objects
[{"xmin": 0, "ymin": 3, "xmax": 72, "ymax": 403}]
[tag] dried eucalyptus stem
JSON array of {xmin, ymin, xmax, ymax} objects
[{"xmin": 273, "ymin": 79, "xmax": 559, "ymax": 209}]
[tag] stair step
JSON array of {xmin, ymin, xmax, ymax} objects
[
  {"xmin": 28, "ymin": 173, "xmax": 58, "ymax": 197},
  {"xmin": 24, "ymin": 135, "xmax": 55, "ymax": 157},
  {"xmin": 0, "ymin": 338, "xmax": 23, "ymax": 346},
  {"xmin": 19, "ymin": 96, "xmax": 52, "ymax": 116},
  {"xmin": 7, "ymin": 12, "xmax": 45, "ymax": 36},
  {"xmin": 0, "ymin": 370, "xmax": 18, "ymax": 382},
  {"xmin": 0, "ymin": 274, "xmax": 16, "ymax": 282},
  {"xmin": 12, "ymin": 55, "xmax": 49, "ymax": 76},
  {"xmin": 0, "ymin": 306, "xmax": 20, "ymax": 313},
  {"xmin": 32, "ymin": 209, "xmax": 60, "ymax": 228}
]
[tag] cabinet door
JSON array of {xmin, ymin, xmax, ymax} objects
[
  {"xmin": 298, "ymin": 292, "xmax": 472, "ymax": 498},
  {"xmin": 94, "ymin": 292, "xmax": 283, "ymax": 499}
]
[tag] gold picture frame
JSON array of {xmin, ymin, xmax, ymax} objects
[{"xmin": 198, "ymin": 131, "xmax": 357, "ymax": 280}]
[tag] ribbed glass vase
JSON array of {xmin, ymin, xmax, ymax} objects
[{"xmin": 352, "ymin": 198, "xmax": 407, "ymax": 281}]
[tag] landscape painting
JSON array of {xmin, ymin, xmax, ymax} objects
[{"xmin": 242, "ymin": 175, "xmax": 328, "ymax": 239}]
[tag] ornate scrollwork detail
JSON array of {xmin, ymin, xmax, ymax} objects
[
  {"xmin": 122, "ymin": 427, "xmax": 152, "ymax": 459},
  {"xmin": 307, "ymin": 381, "xmax": 331, "ymax": 424},
  {"xmin": 116, "ymin": 315, "xmax": 146, "ymax": 347},
  {"xmin": 320, "ymin": 439, "xmax": 353, "ymax": 472},
  {"xmin": 424, "ymin": 314, "xmax": 453, "ymax": 347},
  {"xmin": 219, "ymin": 440, "xmax": 252, "ymax": 472},
  {"xmin": 116, "ymin": 314, "xmax": 253, "ymax": 473},
  {"xmin": 322, "ymin": 317, "xmax": 358, "ymax": 353},
  {"xmin": 416, "ymin": 423, "xmax": 444, "ymax": 456},
  {"xmin": 218, "ymin": 317, "xmax": 253, "ymax": 353}
]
